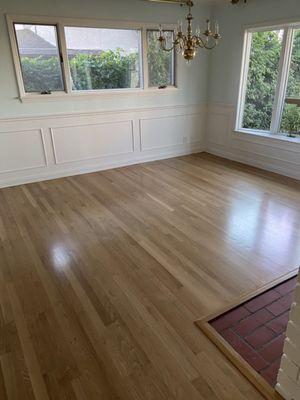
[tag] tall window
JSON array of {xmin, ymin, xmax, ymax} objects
[
  {"xmin": 9, "ymin": 17, "xmax": 177, "ymax": 98},
  {"xmin": 14, "ymin": 23, "xmax": 65, "ymax": 93},
  {"xmin": 64, "ymin": 27, "xmax": 142, "ymax": 91},
  {"xmin": 237, "ymin": 24, "xmax": 300, "ymax": 138}
]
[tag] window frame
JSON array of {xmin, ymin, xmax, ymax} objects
[
  {"xmin": 12, "ymin": 22, "xmax": 67, "ymax": 95},
  {"xmin": 6, "ymin": 14, "xmax": 179, "ymax": 102},
  {"xmin": 236, "ymin": 21, "xmax": 300, "ymax": 137}
]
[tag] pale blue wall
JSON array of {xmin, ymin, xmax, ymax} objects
[
  {"xmin": 208, "ymin": 0, "xmax": 300, "ymax": 106},
  {"xmin": 0, "ymin": 0, "xmax": 212, "ymax": 118},
  {"xmin": 3, "ymin": 0, "xmax": 297, "ymax": 119}
]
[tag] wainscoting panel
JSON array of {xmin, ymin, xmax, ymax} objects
[
  {"xmin": 207, "ymin": 112, "xmax": 230, "ymax": 147},
  {"xmin": 140, "ymin": 113, "xmax": 203, "ymax": 151},
  {"xmin": 51, "ymin": 120, "xmax": 134, "ymax": 165},
  {"xmin": 0, "ymin": 128, "xmax": 47, "ymax": 174},
  {"xmin": 0, "ymin": 105, "xmax": 205, "ymax": 188},
  {"xmin": 207, "ymin": 103, "xmax": 300, "ymax": 180}
]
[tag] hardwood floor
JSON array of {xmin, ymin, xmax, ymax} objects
[{"xmin": 0, "ymin": 153, "xmax": 299, "ymax": 400}]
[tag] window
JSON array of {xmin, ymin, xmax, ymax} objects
[
  {"xmin": 64, "ymin": 27, "xmax": 142, "ymax": 91},
  {"xmin": 237, "ymin": 24, "xmax": 300, "ymax": 138},
  {"xmin": 14, "ymin": 23, "xmax": 65, "ymax": 93},
  {"xmin": 7, "ymin": 16, "xmax": 177, "ymax": 99},
  {"xmin": 280, "ymin": 29, "xmax": 300, "ymax": 135},
  {"xmin": 147, "ymin": 30, "xmax": 175, "ymax": 88}
]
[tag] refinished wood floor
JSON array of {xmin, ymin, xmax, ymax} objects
[{"xmin": 0, "ymin": 153, "xmax": 300, "ymax": 400}]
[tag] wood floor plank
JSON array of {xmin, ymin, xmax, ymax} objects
[{"xmin": 0, "ymin": 153, "xmax": 299, "ymax": 399}]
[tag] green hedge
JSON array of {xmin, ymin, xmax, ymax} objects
[
  {"xmin": 21, "ymin": 49, "xmax": 139, "ymax": 92},
  {"xmin": 69, "ymin": 49, "xmax": 139, "ymax": 90},
  {"xmin": 21, "ymin": 56, "xmax": 64, "ymax": 92},
  {"xmin": 20, "ymin": 45, "xmax": 172, "ymax": 93}
]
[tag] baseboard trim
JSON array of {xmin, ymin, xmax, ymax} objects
[
  {"xmin": 0, "ymin": 143, "xmax": 205, "ymax": 188},
  {"xmin": 206, "ymin": 147, "xmax": 300, "ymax": 181}
]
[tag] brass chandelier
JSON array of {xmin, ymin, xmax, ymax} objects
[{"xmin": 158, "ymin": 0, "xmax": 221, "ymax": 62}]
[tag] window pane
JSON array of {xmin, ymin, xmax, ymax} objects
[
  {"xmin": 14, "ymin": 24, "xmax": 64, "ymax": 93},
  {"xmin": 64, "ymin": 27, "xmax": 141, "ymax": 91},
  {"xmin": 147, "ymin": 30, "xmax": 175, "ymax": 88},
  {"xmin": 280, "ymin": 29, "xmax": 300, "ymax": 137},
  {"xmin": 242, "ymin": 30, "xmax": 284, "ymax": 131}
]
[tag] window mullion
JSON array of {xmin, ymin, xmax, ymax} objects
[
  {"xmin": 142, "ymin": 27, "xmax": 149, "ymax": 89},
  {"xmin": 270, "ymin": 27, "xmax": 294, "ymax": 134},
  {"xmin": 57, "ymin": 23, "xmax": 72, "ymax": 94},
  {"xmin": 237, "ymin": 31, "xmax": 252, "ymax": 130}
]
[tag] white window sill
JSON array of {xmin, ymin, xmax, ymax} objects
[
  {"xmin": 19, "ymin": 87, "xmax": 180, "ymax": 103},
  {"xmin": 235, "ymin": 128, "xmax": 300, "ymax": 145}
]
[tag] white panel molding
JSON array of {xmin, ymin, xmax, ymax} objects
[
  {"xmin": 1, "ymin": 102, "xmax": 299, "ymax": 187},
  {"xmin": 0, "ymin": 104, "xmax": 205, "ymax": 188},
  {"xmin": 207, "ymin": 111, "xmax": 231, "ymax": 147},
  {"xmin": 50, "ymin": 119, "xmax": 134, "ymax": 165},
  {"xmin": 206, "ymin": 103, "xmax": 300, "ymax": 180},
  {"xmin": 139, "ymin": 113, "xmax": 204, "ymax": 152},
  {"xmin": 0, "ymin": 128, "xmax": 47, "ymax": 174}
]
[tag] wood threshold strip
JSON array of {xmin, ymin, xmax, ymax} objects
[{"xmin": 195, "ymin": 268, "xmax": 299, "ymax": 400}]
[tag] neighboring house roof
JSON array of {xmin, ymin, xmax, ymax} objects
[
  {"xmin": 16, "ymin": 28, "xmax": 138, "ymax": 58},
  {"xmin": 16, "ymin": 29, "xmax": 58, "ymax": 56}
]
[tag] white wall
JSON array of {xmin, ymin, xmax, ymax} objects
[
  {"xmin": 206, "ymin": 0, "xmax": 300, "ymax": 181},
  {"xmin": 277, "ymin": 270, "xmax": 300, "ymax": 400}
]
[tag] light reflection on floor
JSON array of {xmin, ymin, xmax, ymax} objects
[
  {"xmin": 227, "ymin": 195, "xmax": 300, "ymax": 267},
  {"xmin": 51, "ymin": 243, "xmax": 71, "ymax": 271}
]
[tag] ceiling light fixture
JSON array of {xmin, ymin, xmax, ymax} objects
[{"xmin": 158, "ymin": 0, "xmax": 221, "ymax": 63}]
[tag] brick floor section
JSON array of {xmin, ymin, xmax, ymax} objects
[
  {"xmin": 245, "ymin": 326, "xmax": 276, "ymax": 349},
  {"xmin": 209, "ymin": 276, "xmax": 297, "ymax": 387}
]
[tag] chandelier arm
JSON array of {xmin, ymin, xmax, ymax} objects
[
  {"xmin": 203, "ymin": 41, "xmax": 218, "ymax": 50},
  {"xmin": 193, "ymin": 36, "xmax": 206, "ymax": 48},
  {"xmin": 159, "ymin": 40, "xmax": 178, "ymax": 52}
]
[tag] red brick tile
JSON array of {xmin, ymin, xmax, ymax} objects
[
  {"xmin": 234, "ymin": 309, "xmax": 274, "ymax": 336},
  {"xmin": 244, "ymin": 290, "xmax": 281, "ymax": 313},
  {"xmin": 259, "ymin": 334, "xmax": 285, "ymax": 363},
  {"xmin": 276, "ymin": 278, "xmax": 297, "ymax": 296},
  {"xmin": 222, "ymin": 329, "xmax": 268, "ymax": 371},
  {"xmin": 266, "ymin": 292, "xmax": 294, "ymax": 316},
  {"xmin": 267, "ymin": 311, "xmax": 290, "ymax": 334},
  {"xmin": 260, "ymin": 358, "xmax": 281, "ymax": 387},
  {"xmin": 209, "ymin": 278, "xmax": 295, "ymax": 387},
  {"xmin": 210, "ymin": 306, "xmax": 250, "ymax": 332},
  {"xmin": 245, "ymin": 326, "xmax": 276, "ymax": 349}
]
